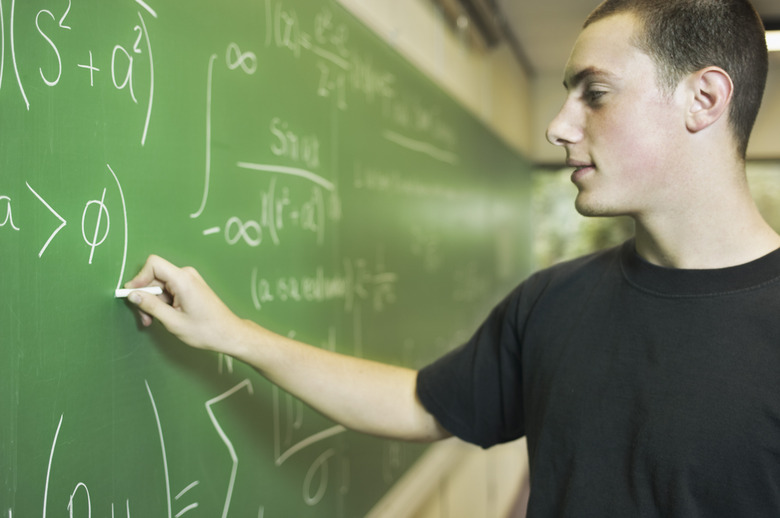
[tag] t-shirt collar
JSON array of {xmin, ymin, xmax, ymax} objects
[{"xmin": 620, "ymin": 239, "xmax": 780, "ymax": 297}]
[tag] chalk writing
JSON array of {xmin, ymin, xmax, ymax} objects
[
  {"xmin": 134, "ymin": 0, "xmax": 156, "ymax": 18},
  {"xmin": 383, "ymin": 130, "xmax": 459, "ymax": 165},
  {"xmin": 2, "ymin": 3, "xmax": 155, "ymax": 143},
  {"xmin": 303, "ymin": 449, "xmax": 336, "ymax": 506},
  {"xmin": 270, "ymin": 117, "xmax": 321, "ymax": 170},
  {"xmin": 190, "ymin": 53, "xmax": 218, "ymax": 219},
  {"xmin": 263, "ymin": 0, "xmax": 400, "ymax": 108},
  {"xmin": 11, "ymin": 164, "xmax": 129, "ymax": 293},
  {"xmin": 136, "ymin": 11, "xmax": 155, "ymax": 146},
  {"xmin": 113, "ymin": 502, "xmax": 132, "ymax": 518},
  {"xmin": 10, "ymin": 0, "xmax": 30, "ymax": 109},
  {"xmin": 382, "ymin": 94, "xmax": 457, "ymax": 151},
  {"xmin": 81, "ymin": 187, "xmax": 110, "ymax": 265},
  {"xmin": 272, "ymin": 384, "xmax": 347, "ymax": 506},
  {"xmin": 174, "ymin": 481, "xmax": 200, "ymax": 515},
  {"xmin": 250, "ymin": 254, "xmax": 398, "ymax": 313},
  {"xmin": 67, "ymin": 483, "xmax": 91, "ymax": 517},
  {"xmin": 77, "ymin": 50, "xmax": 99, "ymax": 86},
  {"xmin": 0, "ymin": 196, "xmax": 20, "ymax": 230},
  {"xmin": 145, "ymin": 380, "xmax": 173, "ymax": 518},
  {"xmin": 1, "ymin": 1, "xmax": 5, "ymax": 93},
  {"xmin": 353, "ymin": 160, "xmax": 463, "ymax": 200},
  {"xmin": 410, "ymin": 224, "xmax": 443, "ymax": 273},
  {"xmin": 1, "ymin": 0, "xmax": 524, "ymax": 514},
  {"xmin": 382, "ymin": 441, "xmax": 405, "ymax": 484},
  {"xmin": 35, "ymin": 4, "xmax": 70, "ymax": 87},
  {"xmin": 226, "ymin": 42, "xmax": 257, "ymax": 74},
  {"xmin": 26, "ymin": 182, "xmax": 67, "ymax": 258},
  {"xmin": 202, "ymin": 176, "xmax": 336, "ymax": 248},
  {"xmin": 349, "ymin": 52, "xmax": 395, "ymax": 104},
  {"xmin": 42, "ymin": 414, "xmax": 64, "ymax": 518},
  {"xmin": 236, "ymin": 162, "xmax": 335, "ymax": 192},
  {"xmin": 206, "ymin": 379, "xmax": 255, "ymax": 518},
  {"xmin": 40, "ymin": 414, "xmax": 132, "ymax": 518},
  {"xmin": 107, "ymin": 164, "xmax": 130, "ymax": 291}
]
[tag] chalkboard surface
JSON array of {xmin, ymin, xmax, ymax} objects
[{"xmin": 1, "ymin": 0, "xmax": 530, "ymax": 515}]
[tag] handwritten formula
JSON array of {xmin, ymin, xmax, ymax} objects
[{"xmin": 1, "ymin": 0, "xmax": 528, "ymax": 515}]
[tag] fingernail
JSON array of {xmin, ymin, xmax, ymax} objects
[{"xmin": 128, "ymin": 292, "xmax": 142, "ymax": 304}]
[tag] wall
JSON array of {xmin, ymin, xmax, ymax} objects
[
  {"xmin": 338, "ymin": 0, "xmax": 533, "ymax": 157},
  {"xmin": 748, "ymin": 53, "xmax": 780, "ymax": 159},
  {"xmin": 336, "ymin": 1, "xmax": 533, "ymax": 516}
]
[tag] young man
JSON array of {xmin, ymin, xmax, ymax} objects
[{"xmin": 127, "ymin": 0, "xmax": 780, "ymax": 514}]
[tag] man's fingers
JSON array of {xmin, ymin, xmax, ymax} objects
[
  {"xmin": 128, "ymin": 289, "xmax": 181, "ymax": 330},
  {"xmin": 138, "ymin": 308, "xmax": 154, "ymax": 328},
  {"xmin": 126, "ymin": 255, "xmax": 179, "ymax": 290}
]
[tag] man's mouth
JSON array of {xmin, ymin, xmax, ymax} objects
[{"xmin": 567, "ymin": 160, "xmax": 595, "ymax": 182}]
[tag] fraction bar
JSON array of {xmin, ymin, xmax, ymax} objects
[{"xmin": 236, "ymin": 162, "xmax": 336, "ymax": 192}]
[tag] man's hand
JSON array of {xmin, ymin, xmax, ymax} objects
[
  {"xmin": 124, "ymin": 255, "xmax": 249, "ymax": 354},
  {"xmin": 124, "ymin": 254, "xmax": 449, "ymax": 443}
]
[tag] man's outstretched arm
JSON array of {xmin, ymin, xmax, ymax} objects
[{"xmin": 125, "ymin": 255, "xmax": 451, "ymax": 443}]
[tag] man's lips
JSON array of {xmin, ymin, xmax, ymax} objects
[{"xmin": 567, "ymin": 160, "xmax": 595, "ymax": 182}]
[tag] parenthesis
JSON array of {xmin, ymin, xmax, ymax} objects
[
  {"xmin": 264, "ymin": 0, "xmax": 271, "ymax": 47},
  {"xmin": 137, "ymin": 12, "xmax": 154, "ymax": 146},
  {"xmin": 339, "ymin": 457, "xmax": 351, "ymax": 496},
  {"xmin": 107, "ymin": 164, "xmax": 129, "ymax": 291},
  {"xmin": 42, "ymin": 414, "xmax": 64, "ymax": 518},
  {"xmin": 343, "ymin": 257, "xmax": 353, "ymax": 313},
  {"xmin": 315, "ymin": 187, "xmax": 324, "ymax": 245},
  {"xmin": 10, "ymin": 0, "xmax": 30, "ymax": 110},
  {"xmin": 250, "ymin": 267, "xmax": 261, "ymax": 310},
  {"xmin": 268, "ymin": 177, "xmax": 280, "ymax": 246},
  {"xmin": 1, "ymin": 0, "xmax": 5, "ymax": 93}
]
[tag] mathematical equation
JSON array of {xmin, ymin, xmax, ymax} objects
[
  {"xmin": 263, "ymin": 0, "xmax": 392, "ymax": 110},
  {"xmin": 249, "ymin": 252, "xmax": 399, "ymax": 316},
  {"xmin": 201, "ymin": 175, "xmax": 340, "ymax": 249},
  {"xmin": 1, "ymin": 0, "xmax": 499, "ymax": 514},
  {"xmin": 1, "ymin": 164, "xmax": 129, "ymax": 288},
  {"xmin": 263, "ymin": 0, "xmax": 457, "ymax": 160},
  {"xmin": 0, "ymin": 0, "xmax": 156, "ymax": 145},
  {"xmin": 11, "ymin": 376, "xmax": 387, "ymax": 518}
]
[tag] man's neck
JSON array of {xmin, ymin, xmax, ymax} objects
[{"xmin": 633, "ymin": 189, "xmax": 780, "ymax": 270}]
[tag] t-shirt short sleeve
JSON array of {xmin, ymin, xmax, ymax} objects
[{"xmin": 416, "ymin": 287, "xmax": 526, "ymax": 448}]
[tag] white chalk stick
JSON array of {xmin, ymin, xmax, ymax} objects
[{"xmin": 115, "ymin": 286, "xmax": 163, "ymax": 298}]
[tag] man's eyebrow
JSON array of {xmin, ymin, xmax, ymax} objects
[{"xmin": 563, "ymin": 67, "xmax": 616, "ymax": 90}]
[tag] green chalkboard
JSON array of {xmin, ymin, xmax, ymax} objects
[{"xmin": 1, "ymin": 0, "xmax": 530, "ymax": 515}]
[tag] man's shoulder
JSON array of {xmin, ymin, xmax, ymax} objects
[
  {"xmin": 530, "ymin": 241, "xmax": 627, "ymax": 287},
  {"xmin": 503, "ymin": 241, "xmax": 629, "ymax": 317}
]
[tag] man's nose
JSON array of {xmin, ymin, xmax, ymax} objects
[{"xmin": 546, "ymin": 100, "xmax": 582, "ymax": 147}]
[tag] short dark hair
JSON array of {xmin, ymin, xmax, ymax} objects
[{"xmin": 585, "ymin": 0, "xmax": 768, "ymax": 158}]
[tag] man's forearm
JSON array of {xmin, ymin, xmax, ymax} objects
[{"xmin": 231, "ymin": 319, "xmax": 450, "ymax": 442}]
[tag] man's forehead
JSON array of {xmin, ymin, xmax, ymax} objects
[{"xmin": 561, "ymin": 13, "xmax": 642, "ymax": 90}]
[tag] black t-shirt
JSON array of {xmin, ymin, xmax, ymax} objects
[{"xmin": 417, "ymin": 240, "xmax": 780, "ymax": 517}]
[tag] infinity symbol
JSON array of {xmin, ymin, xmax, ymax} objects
[{"xmin": 226, "ymin": 43, "xmax": 257, "ymax": 75}]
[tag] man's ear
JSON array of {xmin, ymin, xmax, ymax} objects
[{"xmin": 685, "ymin": 66, "xmax": 733, "ymax": 133}]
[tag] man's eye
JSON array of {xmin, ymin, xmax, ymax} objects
[{"xmin": 585, "ymin": 90, "xmax": 607, "ymax": 104}]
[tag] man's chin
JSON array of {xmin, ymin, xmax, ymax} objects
[{"xmin": 574, "ymin": 196, "xmax": 619, "ymax": 218}]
